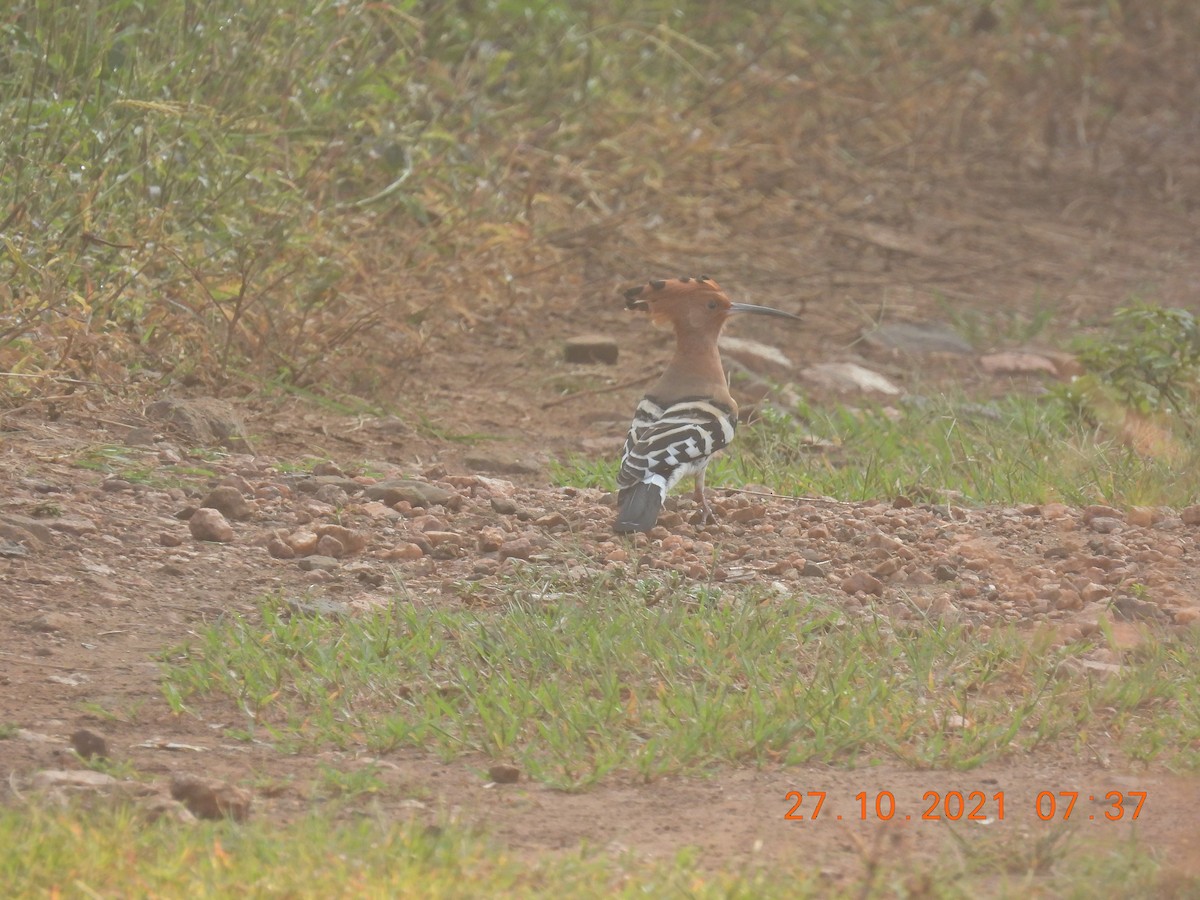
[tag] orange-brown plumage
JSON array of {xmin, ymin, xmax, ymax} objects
[{"xmin": 615, "ymin": 276, "xmax": 800, "ymax": 533}]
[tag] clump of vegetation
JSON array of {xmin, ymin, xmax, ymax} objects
[
  {"xmin": 5, "ymin": 0, "xmax": 1197, "ymax": 404},
  {"xmin": 555, "ymin": 387, "xmax": 1200, "ymax": 509},
  {"xmin": 161, "ymin": 582, "xmax": 1200, "ymax": 788},
  {"xmin": 1046, "ymin": 303, "xmax": 1200, "ymax": 473},
  {"xmin": 6, "ymin": 800, "xmax": 1186, "ymax": 897},
  {"xmin": 720, "ymin": 302, "xmax": 1200, "ymax": 508},
  {"xmin": 1068, "ymin": 304, "xmax": 1200, "ymax": 416}
]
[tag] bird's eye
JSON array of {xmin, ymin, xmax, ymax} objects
[{"xmin": 707, "ymin": 300, "xmax": 717, "ymax": 309}]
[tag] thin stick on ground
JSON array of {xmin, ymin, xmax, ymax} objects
[{"xmin": 540, "ymin": 370, "xmax": 658, "ymax": 410}]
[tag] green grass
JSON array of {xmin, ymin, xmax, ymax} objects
[
  {"xmin": 6, "ymin": 2, "xmax": 1200, "ymax": 894},
  {"xmin": 160, "ymin": 573, "xmax": 1200, "ymax": 789},
  {"xmin": 69, "ymin": 444, "xmax": 220, "ymax": 489},
  {"xmin": 76, "ymin": 698, "xmax": 149, "ymax": 726},
  {"xmin": 744, "ymin": 395, "xmax": 1200, "ymax": 507},
  {"xmin": 313, "ymin": 761, "xmax": 388, "ymax": 802},
  {"xmin": 1, "ymin": 802, "xmax": 1192, "ymax": 899},
  {"xmin": 556, "ymin": 393, "xmax": 1200, "ymax": 508},
  {"xmin": 0, "ymin": 805, "xmax": 807, "ymax": 899}
]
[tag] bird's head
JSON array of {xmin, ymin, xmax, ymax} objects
[{"xmin": 623, "ymin": 276, "xmax": 800, "ymax": 333}]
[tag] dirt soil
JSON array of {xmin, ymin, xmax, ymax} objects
[{"xmin": 5, "ymin": 137, "xmax": 1200, "ymax": 889}]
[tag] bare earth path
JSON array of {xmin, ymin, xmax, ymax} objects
[{"xmin": 2, "ymin": 397, "xmax": 1198, "ymax": 887}]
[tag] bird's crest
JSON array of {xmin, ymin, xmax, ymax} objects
[{"xmin": 622, "ymin": 276, "xmax": 726, "ymax": 325}]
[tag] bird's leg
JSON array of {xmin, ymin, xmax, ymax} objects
[{"xmin": 692, "ymin": 469, "xmax": 715, "ymax": 526}]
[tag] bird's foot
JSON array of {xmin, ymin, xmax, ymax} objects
[{"xmin": 691, "ymin": 497, "xmax": 716, "ymax": 528}]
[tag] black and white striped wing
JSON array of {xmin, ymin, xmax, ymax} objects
[{"xmin": 617, "ymin": 397, "xmax": 737, "ymax": 496}]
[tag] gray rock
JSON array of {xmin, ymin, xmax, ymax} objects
[
  {"xmin": 47, "ymin": 515, "xmax": 98, "ymax": 536},
  {"xmin": 295, "ymin": 475, "xmax": 363, "ymax": 495},
  {"xmin": 934, "ymin": 563, "xmax": 958, "ymax": 582},
  {"xmin": 1112, "ymin": 596, "xmax": 1163, "ymax": 622},
  {"xmin": 20, "ymin": 479, "xmax": 64, "ymax": 494},
  {"xmin": 123, "ymin": 426, "xmax": 159, "ymax": 447},
  {"xmin": 284, "ymin": 597, "xmax": 350, "ymax": 618},
  {"xmin": 719, "ymin": 335, "xmax": 794, "ymax": 377},
  {"xmin": 800, "ymin": 560, "xmax": 829, "ymax": 578},
  {"xmin": 144, "ymin": 397, "xmax": 251, "ymax": 451},
  {"xmin": 0, "ymin": 514, "xmax": 54, "ymax": 545},
  {"xmin": 364, "ymin": 479, "xmax": 455, "ymax": 507},
  {"xmin": 861, "ymin": 322, "xmax": 973, "ymax": 355},
  {"xmin": 979, "ymin": 351, "xmax": 1058, "ymax": 376},
  {"xmin": 0, "ymin": 539, "xmax": 29, "ymax": 558},
  {"xmin": 16, "ymin": 729, "xmax": 57, "ymax": 743},
  {"xmin": 463, "ymin": 454, "xmax": 540, "ymax": 476},
  {"xmin": 316, "ymin": 534, "xmax": 345, "ymax": 558},
  {"xmin": 297, "ymin": 555, "xmax": 339, "ymax": 571},
  {"xmin": 31, "ymin": 612, "xmax": 71, "ymax": 632},
  {"xmin": 33, "ymin": 769, "xmax": 118, "ymax": 789},
  {"xmin": 313, "ymin": 484, "xmax": 349, "ymax": 506},
  {"xmin": 1087, "ymin": 516, "xmax": 1122, "ymax": 535},
  {"xmin": 801, "ymin": 362, "xmax": 901, "ymax": 396},
  {"xmin": 370, "ymin": 417, "xmax": 412, "ymax": 437},
  {"xmin": 346, "ymin": 562, "xmax": 386, "ymax": 587}
]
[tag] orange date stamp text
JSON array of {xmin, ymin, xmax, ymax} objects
[{"xmin": 783, "ymin": 790, "xmax": 1147, "ymax": 822}]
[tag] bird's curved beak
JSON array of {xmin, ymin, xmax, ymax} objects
[{"xmin": 729, "ymin": 303, "xmax": 802, "ymax": 320}]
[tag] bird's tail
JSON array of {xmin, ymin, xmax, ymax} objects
[{"xmin": 614, "ymin": 483, "xmax": 664, "ymax": 533}]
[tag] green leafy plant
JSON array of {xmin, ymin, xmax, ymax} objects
[{"xmin": 1071, "ymin": 304, "xmax": 1200, "ymax": 417}]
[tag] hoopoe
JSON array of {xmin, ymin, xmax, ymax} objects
[{"xmin": 614, "ymin": 276, "xmax": 800, "ymax": 534}]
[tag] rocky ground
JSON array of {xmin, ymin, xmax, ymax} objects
[
  {"xmin": 2, "ymin": 387, "xmax": 1199, "ymax": 881},
  {"xmin": 6, "ymin": 106, "xmax": 1200, "ymax": 878}
]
